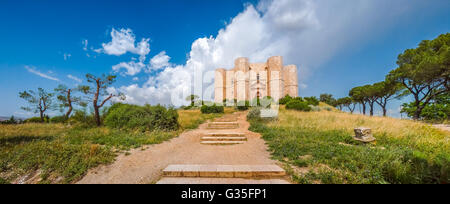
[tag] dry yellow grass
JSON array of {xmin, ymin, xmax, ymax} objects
[
  {"xmin": 250, "ymin": 107, "xmax": 449, "ymax": 183},
  {"xmin": 177, "ymin": 107, "xmax": 235, "ymax": 130},
  {"xmin": 270, "ymin": 107, "xmax": 450, "ymax": 151}
]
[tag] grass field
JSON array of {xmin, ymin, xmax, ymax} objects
[
  {"xmin": 0, "ymin": 108, "xmax": 229, "ymax": 184},
  {"xmin": 250, "ymin": 105, "xmax": 450, "ymax": 184}
]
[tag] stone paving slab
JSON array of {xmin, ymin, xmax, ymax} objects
[
  {"xmin": 205, "ymin": 133, "xmax": 245, "ymax": 137},
  {"xmin": 162, "ymin": 164, "xmax": 285, "ymax": 178},
  {"xmin": 156, "ymin": 177, "xmax": 290, "ymax": 184},
  {"xmin": 201, "ymin": 136, "xmax": 247, "ymax": 141},
  {"xmin": 200, "ymin": 141, "xmax": 245, "ymax": 145}
]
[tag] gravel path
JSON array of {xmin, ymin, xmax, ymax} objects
[{"xmin": 77, "ymin": 112, "xmax": 282, "ymax": 184}]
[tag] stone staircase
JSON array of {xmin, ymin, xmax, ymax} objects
[
  {"xmin": 157, "ymin": 164, "xmax": 287, "ymax": 184},
  {"xmin": 157, "ymin": 113, "xmax": 289, "ymax": 184},
  {"xmin": 206, "ymin": 121, "xmax": 239, "ymax": 129},
  {"xmin": 201, "ymin": 133, "xmax": 247, "ymax": 145},
  {"xmin": 202, "ymin": 116, "xmax": 246, "ymax": 145}
]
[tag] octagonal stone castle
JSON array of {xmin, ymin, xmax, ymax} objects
[{"xmin": 214, "ymin": 56, "xmax": 298, "ymax": 104}]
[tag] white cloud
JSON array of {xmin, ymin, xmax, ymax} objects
[
  {"xmin": 149, "ymin": 51, "xmax": 171, "ymax": 70},
  {"xmin": 112, "ymin": 60, "xmax": 147, "ymax": 76},
  {"xmin": 132, "ymin": 77, "xmax": 139, "ymax": 81},
  {"xmin": 67, "ymin": 74, "xmax": 82, "ymax": 83},
  {"xmin": 25, "ymin": 66, "xmax": 60, "ymax": 81},
  {"xmin": 113, "ymin": 0, "xmax": 422, "ymax": 106},
  {"xmin": 96, "ymin": 28, "xmax": 150, "ymax": 61}
]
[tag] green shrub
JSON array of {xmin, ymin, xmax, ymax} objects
[
  {"xmin": 68, "ymin": 110, "xmax": 96, "ymax": 127},
  {"xmin": 304, "ymin": 96, "xmax": 320, "ymax": 106},
  {"xmin": 286, "ymin": 100, "xmax": 312, "ymax": 112},
  {"xmin": 236, "ymin": 101, "xmax": 250, "ymax": 111},
  {"xmin": 104, "ymin": 103, "xmax": 179, "ymax": 132},
  {"xmin": 200, "ymin": 104, "xmax": 224, "ymax": 114},
  {"xmin": 279, "ymin": 95, "xmax": 293, "ymax": 105},
  {"xmin": 50, "ymin": 115, "xmax": 68, "ymax": 123},
  {"xmin": 247, "ymin": 107, "xmax": 262, "ymax": 120},
  {"xmin": 24, "ymin": 117, "xmax": 45, "ymax": 123},
  {"xmin": 247, "ymin": 107, "xmax": 278, "ymax": 121}
]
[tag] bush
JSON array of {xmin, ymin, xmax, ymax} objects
[
  {"xmin": 68, "ymin": 110, "xmax": 96, "ymax": 127},
  {"xmin": 200, "ymin": 104, "xmax": 224, "ymax": 114},
  {"xmin": 24, "ymin": 117, "xmax": 45, "ymax": 123},
  {"xmin": 279, "ymin": 95, "xmax": 293, "ymax": 105},
  {"xmin": 286, "ymin": 100, "xmax": 312, "ymax": 112},
  {"xmin": 104, "ymin": 103, "xmax": 179, "ymax": 132},
  {"xmin": 304, "ymin": 96, "xmax": 320, "ymax": 106},
  {"xmin": 247, "ymin": 107, "xmax": 278, "ymax": 121},
  {"xmin": 236, "ymin": 101, "xmax": 250, "ymax": 111},
  {"xmin": 50, "ymin": 115, "xmax": 68, "ymax": 123},
  {"xmin": 247, "ymin": 107, "xmax": 262, "ymax": 120}
]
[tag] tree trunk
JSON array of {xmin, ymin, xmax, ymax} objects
[
  {"xmin": 362, "ymin": 103, "xmax": 366, "ymax": 115},
  {"xmin": 382, "ymin": 107, "xmax": 387, "ymax": 117},
  {"xmin": 94, "ymin": 79, "xmax": 101, "ymax": 126},
  {"xmin": 65, "ymin": 89, "xmax": 72, "ymax": 118},
  {"xmin": 40, "ymin": 110, "xmax": 44, "ymax": 122},
  {"xmin": 94, "ymin": 104, "xmax": 101, "ymax": 126},
  {"xmin": 413, "ymin": 106, "xmax": 423, "ymax": 120},
  {"xmin": 369, "ymin": 102, "xmax": 374, "ymax": 116}
]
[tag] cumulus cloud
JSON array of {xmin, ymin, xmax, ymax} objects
[
  {"xmin": 25, "ymin": 66, "xmax": 60, "ymax": 81},
  {"xmin": 113, "ymin": 0, "xmax": 422, "ymax": 106},
  {"xmin": 112, "ymin": 60, "xmax": 147, "ymax": 76},
  {"xmin": 96, "ymin": 28, "xmax": 150, "ymax": 61},
  {"xmin": 149, "ymin": 51, "xmax": 171, "ymax": 70}
]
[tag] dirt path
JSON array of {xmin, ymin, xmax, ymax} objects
[
  {"xmin": 77, "ymin": 112, "xmax": 281, "ymax": 184},
  {"xmin": 433, "ymin": 124, "xmax": 450, "ymax": 132}
]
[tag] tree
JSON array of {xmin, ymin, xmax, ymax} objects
[
  {"xmin": 320, "ymin": 93, "xmax": 337, "ymax": 106},
  {"xmin": 54, "ymin": 84, "xmax": 86, "ymax": 118},
  {"xmin": 360, "ymin": 84, "xmax": 379, "ymax": 116},
  {"xmin": 349, "ymin": 86, "xmax": 368, "ymax": 115},
  {"xmin": 387, "ymin": 33, "xmax": 450, "ymax": 120},
  {"xmin": 185, "ymin": 95, "xmax": 200, "ymax": 107},
  {"xmin": 401, "ymin": 93, "xmax": 450, "ymax": 121},
  {"xmin": 79, "ymin": 74, "xmax": 124, "ymax": 126},
  {"xmin": 19, "ymin": 88, "xmax": 54, "ymax": 122},
  {"xmin": 372, "ymin": 81, "xmax": 404, "ymax": 117},
  {"xmin": 341, "ymin": 97, "xmax": 356, "ymax": 114},
  {"xmin": 335, "ymin": 98, "xmax": 345, "ymax": 111}
]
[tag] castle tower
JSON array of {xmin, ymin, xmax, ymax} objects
[
  {"xmin": 283, "ymin": 65, "xmax": 298, "ymax": 97},
  {"xmin": 234, "ymin": 57, "xmax": 249, "ymax": 102},
  {"xmin": 214, "ymin": 68, "xmax": 226, "ymax": 103},
  {"xmin": 267, "ymin": 56, "xmax": 284, "ymax": 101}
]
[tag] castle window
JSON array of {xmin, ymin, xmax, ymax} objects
[{"xmin": 257, "ymin": 73, "xmax": 260, "ymax": 81}]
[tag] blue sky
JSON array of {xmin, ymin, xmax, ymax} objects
[{"xmin": 0, "ymin": 0, "xmax": 449, "ymax": 118}]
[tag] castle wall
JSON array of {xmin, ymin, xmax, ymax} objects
[{"xmin": 214, "ymin": 56, "xmax": 298, "ymax": 104}]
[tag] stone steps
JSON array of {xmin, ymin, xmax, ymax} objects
[
  {"xmin": 207, "ymin": 122, "xmax": 239, "ymax": 129},
  {"xmin": 162, "ymin": 164, "xmax": 286, "ymax": 178},
  {"xmin": 201, "ymin": 136, "xmax": 247, "ymax": 141},
  {"xmin": 156, "ymin": 177, "xmax": 290, "ymax": 184},
  {"xmin": 205, "ymin": 133, "xmax": 245, "ymax": 137},
  {"xmin": 201, "ymin": 141, "xmax": 245, "ymax": 145}
]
